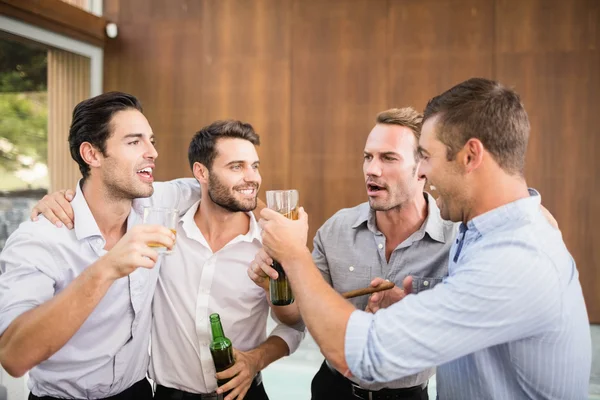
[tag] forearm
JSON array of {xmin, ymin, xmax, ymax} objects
[
  {"xmin": 284, "ymin": 249, "xmax": 355, "ymax": 373},
  {"xmin": 267, "ymin": 292, "xmax": 302, "ymax": 326},
  {"xmin": 248, "ymin": 336, "xmax": 290, "ymax": 371},
  {"xmin": 0, "ymin": 259, "xmax": 114, "ymax": 377}
]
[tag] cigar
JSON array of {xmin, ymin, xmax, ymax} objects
[{"xmin": 341, "ymin": 281, "xmax": 395, "ymax": 299}]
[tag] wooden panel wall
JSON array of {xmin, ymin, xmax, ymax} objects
[
  {"xmin": 47, "ymin": 49, "xmax": 90, "ymax": 192},
  {"xmin": 103, "ymin": 0, "xmax": 600, "ymax": 322}
]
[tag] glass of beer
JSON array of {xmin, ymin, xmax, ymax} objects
[
  {"xmin": 142, "ymin": 207, "xmax": 178, "ymax": 254},
  {"xmin": 265, "ymin": 190, "xmax": 299, "ymax": 306}
]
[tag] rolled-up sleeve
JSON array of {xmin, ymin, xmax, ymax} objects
[
  {"xmin": 267, "ymin": 311, "xmax": 305, "ymax": 355},
  {"xmin": 0, "ymin": 233, "xmax": 58, "ymax": 335},
  {"xmin": 344, "ymin": 254, "xmax": 559, "ymax": 384}
]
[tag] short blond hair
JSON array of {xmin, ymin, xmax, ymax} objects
[{"xmin": 376, "ymin": 107, "xmax": 423, "ymax": 159}]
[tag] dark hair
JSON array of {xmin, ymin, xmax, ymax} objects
[
  {"xmin": 423, "ymin": 78, "xmax": 530, "ymax": 175},
  {"xmin": 69, "ymin": 91, "xmax": 143, "ymax": 179},
  {"xmin": 376, "ymin": 107, "xmax": 423, "ymax": 161},
  {"xmin": 188, "ymin": 120, "xmax": 260, "ymax": 170}
]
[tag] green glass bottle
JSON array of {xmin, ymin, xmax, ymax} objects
[{"xmin": 209, "ymin": 313, "xmax": 235, "ymax": 387}]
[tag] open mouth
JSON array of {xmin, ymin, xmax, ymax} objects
[
  {"xmin": 366, "ymin": 181, "xmax": 386, "ymax": 195},
  {"xmin": 136, "ymin": 167, "xmax": 154, "ymax": 182}
]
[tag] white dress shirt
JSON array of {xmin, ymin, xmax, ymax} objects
[
  {"xmin": 149, "ymin": 200, "xmax": 305, "ymax": 394},
  {"xmin": 0, "ymin": 179, "xmax": 200, "ymax": 399}
]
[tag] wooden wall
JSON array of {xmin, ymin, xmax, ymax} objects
[{"xmin": 103, "ymin": 0, "xmax": 600, "ymax": 322}]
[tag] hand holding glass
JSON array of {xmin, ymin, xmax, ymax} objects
[
  {"xmin": 265, "ymin": 190, "xmax": 299, "ymax": 306},
  {"xmin": 142, "ymin": 207, "xmax": 178, "ymax": 254}
]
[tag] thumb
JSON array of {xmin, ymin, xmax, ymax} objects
[
  {"xmin": 403, "ymin": 276, "xmax": 413, "ymax": 294},
  {"xmin": 298, "ymin": 206, "xmax": 308, "ymax": 223},
  {"xmin": 370, "ymin": 277, "xmax": 385, "ymax": 288}
]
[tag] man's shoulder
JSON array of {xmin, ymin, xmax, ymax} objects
[
  {"xmin": 319, "ymin": 202, "xmax": 370, "ymax": 233},
  {"xmin": 7, "ymin": 216, "xmax": 69, "ymax": 244}
]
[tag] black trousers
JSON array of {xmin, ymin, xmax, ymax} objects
[
  {"xmin": 29, "ymin": 378, "xmax": 153, "ymax": 400},
  {"xmin": 154, "ymin": 378, "xmax": 268, "ymax": 400},
  {"xmin": 311, "ymin": 361, "xmax": 428, "ymax": 400}
]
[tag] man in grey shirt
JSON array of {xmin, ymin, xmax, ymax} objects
[{"xmin": 250, "ymin": 107, "xmax": 455, "ymax": 400}]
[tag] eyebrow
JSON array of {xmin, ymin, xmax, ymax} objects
[
  {"xmin": 123, "ymin": 133, "xmax": 155, "ymax": 140},
  {"xmin": 225, "ymin": 160, "xmax": 260, "ymax": 166},
  {"xmin": 364, "ymin": 151, "xmax": 402, "ymax": 158},
  {"xmin": 417, "ymin": 145, "xmax": 430, "ymax": 156}
]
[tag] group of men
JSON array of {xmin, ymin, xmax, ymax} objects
[{"xmin": 0, "ymin": 77, "xmax": 592, "ymax": 400}]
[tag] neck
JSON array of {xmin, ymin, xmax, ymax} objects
[
  {"xmin": 375, "ymin": 191, "xmax": 428, "ymax": 242},
  {"xmin": 81, "ymin": 177, "xmax": 131, "ymax": 239},
  {"xmin": 195, "ymin": 191, "xmax": 251, "ymax": 252},
  {"xmin": 465, "ymin": 171, "xmax": 529, "ymax": 223}
]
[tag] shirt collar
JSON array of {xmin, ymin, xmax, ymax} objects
[
  {"xmin": 465, "ymin": 188, "xmax": 542, "ymax": 236},
  {"xmin": 351, "ymin": 192, "xmax": 448, "ymax": 243},
  {"xmin": 73, "ymin": 180, "xmax": 103, "ymax": 241},
  {"xmin": 180, "ymin": 200, "xmax": 262, "ymax": 245},
  {"xmin": 73, "ymin": 180, "xmax": 141, "ymax": 243}
]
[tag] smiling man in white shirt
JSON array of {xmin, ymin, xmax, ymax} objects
[{"xmin": 150, "ymin": 120, "xmax": 304, "ymax": 400}]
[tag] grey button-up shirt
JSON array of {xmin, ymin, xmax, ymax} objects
[{"xmin": 312, "ymin": 192, "xmax": 457, "ymax": 390}]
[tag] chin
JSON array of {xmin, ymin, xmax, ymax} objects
[{"xmin": 131, "ymin": 184, "xmax": 154, "ymax": 199}]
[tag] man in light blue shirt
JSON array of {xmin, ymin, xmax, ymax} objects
[{"xmin": 257, "ymin": 78, "xmax": 591, "ymax": 399}]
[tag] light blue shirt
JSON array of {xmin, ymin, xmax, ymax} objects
[
  {"xmin": 345, "ymin": 191, "xmax": 591, "ymax": 399},
  {"xmin": 0, "ymin": 179, "xmax": 199, "ymax": 398}
]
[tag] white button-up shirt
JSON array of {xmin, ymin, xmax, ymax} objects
[
  {"xmin": 0, "ymin": 179, "xmax": 200, "ymax": 399},
  {"xmin": 149, "ymin": 200, "xmax": 304, "ymax": 394}
]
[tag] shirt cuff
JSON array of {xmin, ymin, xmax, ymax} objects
[
  {"xmin": 344, "ymin": 309, "xmax": 374, "ymax": 381},
  {"xmin": 268, "ymin": 324, "xmax": 306, "ymax": 355}
]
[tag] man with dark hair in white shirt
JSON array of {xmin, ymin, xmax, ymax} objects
[{"xmin": 0, "ymin": 92, "xmax": 183, "ymax": 399}]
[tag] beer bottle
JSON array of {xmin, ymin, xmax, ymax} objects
[
  {"xmin": 209, "ymin": 313, "xmax": 235, "ymax": 387},
  {"xmin": 270, "ymin": 260, "xmax": 294, "ymax": 306}
]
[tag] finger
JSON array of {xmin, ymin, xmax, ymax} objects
[
  {"xmin": 65, "ymin": 188, "xmax": 75, "ymax": 201},
  {"xmin": 140, "ymin": 224, "xmax": 176, "ymax": 238},
  {"xmin": 135, "ymin": 254, "xmax": 158, "ymax": 269},
  {"xmin": 138, "ymin": 246, "xmax": 160, "ymax": 265},
  {"xmin": 257, "ymin": 249, "xmax": 273, "ymax": 266},
  {"xmin": 370, "ymin": 292, "xmax": 381, "ymax": 303},
  {"xmin": 216, "ymin": 360, "xmax": 242, "ymax": 380},
  {"xmin": 370, "ymin": 277, "xmax": 385, "ymax": 287},
  {"xmin": 298, "ymin": 206, "xmax": 308, "ymax": 223},
  {"xmin": 247, "ymin": 268, "xmax": 268, "ymax": 288},
  {"xmin": 30, "ymin": 207, "xmax": 40, "ymax": 221},
  {"xmin": 259, "ymin": 262, "xmax": 278, "ymax": 280},
  {"xmin": 403, "ymin": 276, "xmax": 414, "ymax": 294},
  {"xmin": 142, "ymin": 233, "xmax": 175, "ymax": 250},
  {"xmin": 237, "ymin": 386, "xmax": 250, "ymax": 400},
  {"xmin": 221, "ymin": 378, "xmax": 245, "ymax": 399},
  {"xmin": 38, "ymin": 204, "xmax": 63, "ymax": 227},
  {"xmin": 217, "ymin": 372, "xmax": 243, "ymax": 394},
  {"xmin": 259, "ymin": 208, "xmax": 281, "ymax": 221},
  {"xmin": 52, "ymin": 196, "xmax": 75, "ymax": 229}
]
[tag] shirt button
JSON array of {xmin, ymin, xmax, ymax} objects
[
  {"xmin": 378, "ymin": 243, "xmax": 383, "ymax": 249},
  {"xmin": 423, "ymin": 280, "xmax": 429, "ymax": 287},
  {"xmin": 349, "ymin": 266, "xmax": 354, "ymax": 272}
]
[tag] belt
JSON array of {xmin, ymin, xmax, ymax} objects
[
  {"xmin": 29, "ymin": 378, "xmax": 150, "ymax": 400},
  {"xmin": 155, "ymin": 372, "xmax": 263, "ymax": 400},
  {"xmin": 325, "ymin": 361, "xmax": 427, "ymax": 400}
]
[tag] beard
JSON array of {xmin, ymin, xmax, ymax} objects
[
  {"xmin": 207, "ymin": 172, "xmax": 258, "ymax": 213},
  {"xmin": 102, "ymin": 158, "xmax": 154, "ymax": 200}
]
